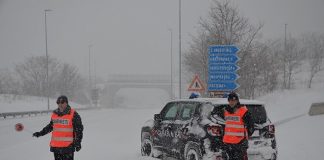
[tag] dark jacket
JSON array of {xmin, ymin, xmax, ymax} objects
[
  {"xmin": 213, "ymin": 103, "xmax": 254, "ymax": 149},
  {"xmin": 37, "ymin": 105, "xmax": 83, "ymax": 153}
]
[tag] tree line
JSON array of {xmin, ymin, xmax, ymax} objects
[
  {"xmin": 184, "ymin": 0, "xmax": 324, "ymax": 99},
  {"xmin": 0, "ymin": 56, "xmax": 88, "ymax": 104}
]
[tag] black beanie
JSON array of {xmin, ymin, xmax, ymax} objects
[
  {"xmin": 227, "ymin": 92, "xmax": 239, "ymax": 101},
  {"xmin": 57, "ymin": 95, "xmax": 68, "ymax": 104}
]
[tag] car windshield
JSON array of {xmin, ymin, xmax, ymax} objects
[
  {"xmin": 245, "ymin": 105, "xmax": 267, "ymax": 124},
  {"xmin": 209, "ymin": 104, "xmax": 268, "ymax": 124},
  {"xmin": 200, "ymin": 103, "xmax": 215, "ymax": 119}
]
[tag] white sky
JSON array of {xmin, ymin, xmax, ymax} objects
[{"xmin": 0, "ymin": 0, "xmax": 323, "ymax": 78}]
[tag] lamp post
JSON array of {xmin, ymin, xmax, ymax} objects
[
  {"xmin": 44, "ymin": 9, "xmax": 51, "ymax": 110},
  {"xmin": 178, "ymin": 0, "xmax": 182, "ymax": 98},
  {"xmin": 88, "ymin": 44, "xmax": 92, "ymax": 89},
  {"xmin": 283, "ymin": 24, "xmax": 287, "ymax": 89},
  {"xmin": 168, "ymin": 29, "xmax": 173, "ymax": 99},
  {"xmin": 88, "ymin": 44, "xmax": 93, "ymax": 107}
]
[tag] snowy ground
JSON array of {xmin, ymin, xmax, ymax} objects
[
  {"xmin": 0, "ymin": 94, "xmax": 87, "ymax": 112},
  {"xmin": 0, "ymin": 88, "xmax": 324, "ymax": 159}
]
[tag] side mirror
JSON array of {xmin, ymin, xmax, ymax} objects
[{"xmin": 154, "ymin": 114, "xmax": 162, "ymax": 121}]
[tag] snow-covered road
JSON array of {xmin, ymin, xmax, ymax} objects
[
  {"xmin": 1, "ymin": 108, "xmax": 324, "ymax": 160},
  {"xmin": 275, "ymin": 113, "xmax": 324, "ymax": 159}
]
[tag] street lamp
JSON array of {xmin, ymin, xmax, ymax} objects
[
  {"xmin": 178, "ymin": 0, "xmax": 182, "ymax": 98},
  {"xmin": 88, "ymin": 44, "xmax": 92, "ymax": 89},
  {"xmin": 168, "ymin": 29, "xmax": 173, "ymax": 99},
  {"xmin": 44, "ymin": 9, "xmax": 51, "ymax": 110}
]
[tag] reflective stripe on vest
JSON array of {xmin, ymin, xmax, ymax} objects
[
  {"xmin": 225, "ymin": 124, "xmax": 245, "ymax": 129},
  {"xmin": 223, "ymin": 106, "xmax": 248, "ymax": 144},
  {"xmin": 53, "ymin": 128, "xmax": 74, "ymax": 132},
  {"xmin": 224, "ymin": 131, "xmax": 245, "ymax": 136},
  {"xmin": 51, "ymin": 137, "xmax": 74, "ymax": 141},
  {"xmin": 50, "ymin": 108, "xmax": 75, "ymax": 148}
]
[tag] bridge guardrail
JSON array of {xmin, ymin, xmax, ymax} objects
[
  {"xmin": 0, "ymin": 107, "xmax": 101, "ymax": 119},
  {"xmin": 309, "ymin": 102, "xmax": 324, "ymax": 116}
]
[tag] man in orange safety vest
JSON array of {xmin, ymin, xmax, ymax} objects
[
  {"xmin": 33, "ymin": 95, "xmax": 83, "ymax": 160},
  {"xmin": 222, "ymin": 92, "xmax": 254, "ymax": 160}
]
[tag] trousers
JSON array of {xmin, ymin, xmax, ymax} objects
[
  {"xmin": 224, "ymin": 144, "xmax": 248, "ymax": 160},
  {"xmin": 54, "ymin": 152, "xmax": 74, "ymax": 160}
]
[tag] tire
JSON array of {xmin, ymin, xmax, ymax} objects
[
  {"xmin": 141, "ymin": 132, "xmax": 162, "ymax": 158},
  {"xmin": 270, "ymin": 153, "xmax": 277, "ymax": 160},
  {"xmin": 184, "ymin": 142, "xmax": 203, "ymax": 160},
  {"xmin": 141, "ymin": 132, "xmax": 153, "ymax": 157}
]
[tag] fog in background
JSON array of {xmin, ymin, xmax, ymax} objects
[{"xmin": 0, "ymin": 0, "xmax": 323, "ymax": 78}]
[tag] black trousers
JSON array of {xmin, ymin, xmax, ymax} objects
[
  {"xmin": 54, "ymin": 152, "xmax": 74, "ymax": 160},
  {"xmin": 224, "ymin": 144, "xmax": 248, "ymax": 160}
]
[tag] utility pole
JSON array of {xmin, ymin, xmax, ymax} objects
[
  {"xmin": 179, "ymin": 0, "xmax": 182, "ymax": 99},
  {"xmin": 44, "ymin": 9, "xmax": 51, "ymax": 110},
  {"xmin": 88, "ymin": 44, "xmax": 92, "ymax": 107},
  {"xmin": 88, "ymin": 44, "xmax": 92, "ymax": 89},
  {"xmin": 284, "ymin": 24, "xmax": 287, "ymax": 89},
  {"xmin": 168, "ymin": 29, "xmax": 173, "ymax": 99}
]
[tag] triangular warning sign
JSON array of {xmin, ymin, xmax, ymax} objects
[{"xmin": 188, "ymin": 74, "xmax": 205, "ymax": 92}]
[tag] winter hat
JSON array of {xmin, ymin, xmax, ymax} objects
[
  {"xmin": 227, "ymin": 92, "xmax": 239, "ymax": 101},
  {"xmin": 57, "ymin": 95, "xmax": 68, "ymax": 104}
]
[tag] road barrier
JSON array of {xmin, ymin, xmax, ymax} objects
[
  {"xmin": 309, "ymin": 102, "xmax": 324, "ymax": 116},
  {"xmin": 274, "ymin": 113, "xmax": 306, "ymax": 126},
  {"xmin": 0, "ymin": 107, "xmax": 101, "ymax": 119}
]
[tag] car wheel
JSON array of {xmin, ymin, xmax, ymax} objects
[
  {"xmin": 184, "ymin": 142, "xmax": 202, "ymax": 160},
  {"xmin": 141, "ymin": 132, "xmax": 162, "ymax": 158},
  {"xmin": 141, "ymin": 138, "xmax": 153, "ymax": 156},
  {"xmin": 141, "ymin": 132, "xmax": 153, "ymax": 157},
  {"xmin": 270, "ymin": 153, "xmax": 277, "ymax": 160}
]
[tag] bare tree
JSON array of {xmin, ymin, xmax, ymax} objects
[
  {"xmin": 15, "ymin": 55, "xmax": 84, "ymax": 100},
  {"xmin": 284, "ymin": 36, "xmax": 304, "ymax": 89},
  {"xmin": 302, "ymin": 33, "xmax": 324, "ymax": 88},
  {"xmin": 0, "ymin": 69, "xmax": 20, "ymax": 94},
  {"xmin": 263, "ymin": 40, "xmax": 281, "ymax": 92},
  {"xmin": 54, "ymin": 63, "xmax": 84, "ymax": 99},
  {"xmin": 15, "ymin": 56, "xmax": 53, "ymax": 96},
  {"xmin": 184, "ymin": 30, "xmax": 209, "ymax": 85},
  {"xmin": 184, "ymin": 0, "xmax": 263, "ymax": 98}
]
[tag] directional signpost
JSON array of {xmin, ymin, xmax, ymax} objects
[
  {"xmin": 209, "ymin": 73, "xmax": 239, "ymax": 82},
  {"xmin": 208, "ymin": 82, "xmax": 240, "ymax": 91},
  {"xmin": 208, "ymin": 45, "xmax": 240, "ymax": 95},
  {"xmin": 209, "ymin": 63, "xmax": 240, "ymax": 72}
]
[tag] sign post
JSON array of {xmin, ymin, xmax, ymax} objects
[{"xmin": 208, "ymin": 45, "xmax": 240, "ymax": 97}]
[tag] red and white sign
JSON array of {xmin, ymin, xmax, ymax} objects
[
  {"xmin": 188, "ymin": 74, "xmax": 205, "ymax": 92},
  {"xmin": 15, "ymin": 123, "xmax": 24, "ymax": 132}
]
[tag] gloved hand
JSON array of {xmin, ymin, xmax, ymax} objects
[
  {"xmin": 32, "ymin": 132, "xmax": 41, "ymax": 137},
  {"xmin": 74, "ymin": 143, "xmax": 81, "ymax": 152}
]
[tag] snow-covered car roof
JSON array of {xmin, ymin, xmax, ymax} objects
[{"xmin": 170, "ymin": 97, "xmax": 265, "ymax": 105}]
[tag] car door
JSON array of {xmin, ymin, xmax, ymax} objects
[
  {"xmin": 174, "ymin": 102, "xmax": 199, "ymax": 152},
  {"xmin": 158, "ymin": 102, "xmax": 181, "ymax": 151}
]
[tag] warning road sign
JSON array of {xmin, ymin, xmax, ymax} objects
[{"xmin": 188, "ymin": 74, "xmax": 205, "ymax": 92}]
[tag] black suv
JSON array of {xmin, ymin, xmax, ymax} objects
[{"xmin": 141, "ymin": 98, "xmax": 277, "ymax": 160}]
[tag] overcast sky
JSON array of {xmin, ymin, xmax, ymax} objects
[{"xmin": 0, "ymin": 0, "xmax": 323, "ymax": 79}]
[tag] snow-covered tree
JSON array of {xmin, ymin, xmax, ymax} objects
[{"xmin": 302, "ymin": 33, "xmax": 324, "ymax": 88}]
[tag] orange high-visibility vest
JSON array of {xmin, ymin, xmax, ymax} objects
[
  {"xmin": 50, "ymin": 109, "xmax": 75, "ymax": 147},
  {"xmin": 223, "ymin": 106, "xmax": 248, "ymax": 144}
]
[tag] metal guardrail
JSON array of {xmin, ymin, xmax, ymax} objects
[
  {"xmin": 309, "ymin": 102, "xmax": 324, "ymax": 116},
  {"xmin": 0, "ymin": 107, "xmax": 101, "ymax": 119},
  {"xmin": 273, "ymin": 113, "xmax": 306, "ymax": 126}
]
